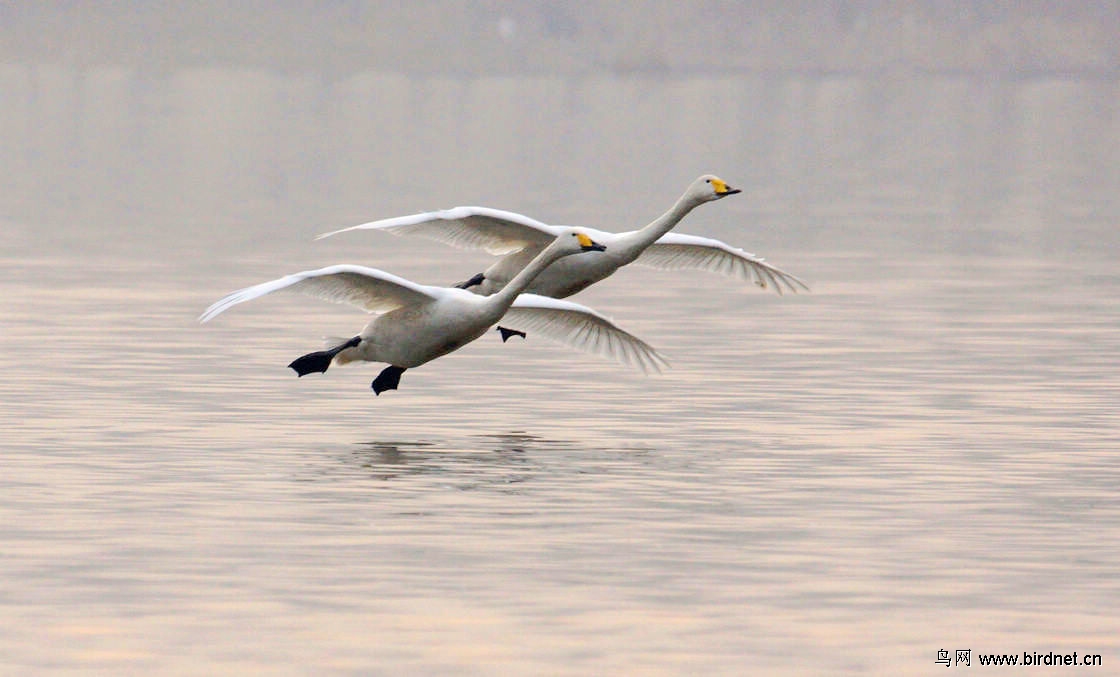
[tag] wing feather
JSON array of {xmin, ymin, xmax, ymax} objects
[
  {"xmin": 200, "ymin": 264, "xmax": 438, "ymax": 323},
  {"xmin": 636, "ymin": 232, "xmax": 809, "ymax": 295},
  {"xmin": 505, "ymin": 294, "xmax": 669, "ymax": 373},
  {"xmin": 316, "ymin": 206, "xmax": 561, "ymax": 255}
]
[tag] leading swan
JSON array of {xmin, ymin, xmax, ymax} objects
[
  {"xmin": 200, "ymin": 230, "xmax": 667, "ymax": 395},
  {"xmin": 317, "ymin": 175, "xmax": 808, "ymax": 298}
]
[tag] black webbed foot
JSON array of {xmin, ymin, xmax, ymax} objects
[
  {"xmin": 288, "ymin": 351, "xmax": 334, "ymax": 377},
  {"xmin": 289, "ymin": 336, "xmax": 362, "ymax": 377},
  {"xmin": 497, "ymin": 326, "xmax": 527, "ymax": 342},
  {"xmin": 372, "ymin": 365, "xmax": 407, "ymax": 395},
  {"xmin": 455, "ymin": 273, "xmax": 486, "ymax": 290}
]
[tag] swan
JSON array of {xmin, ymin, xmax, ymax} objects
[
  {"xmin": 316, "ymin": 174, "xmax": 808, "ymax": 298},
  {"xmin": 200, "ymin": 230, "xmax": 667, "ymax": 395}
]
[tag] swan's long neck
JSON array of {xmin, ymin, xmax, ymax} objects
[
  {"xmin": 617, "ymin": 192, "xmax": 701, "ymax": 256},
  {"xmin": 489, "ymin": 242, "xmax": 568, "ymax": 309}
]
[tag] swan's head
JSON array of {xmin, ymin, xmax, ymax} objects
[
  {"xmin": 690, "ymin": 174, "xmax": 741, "ymax": 204},
  {"xmin": 552, "ymin": 229, "xmax": 607, "ymax": 256}
]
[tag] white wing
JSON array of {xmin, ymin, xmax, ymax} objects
[
  {"xmin": 200, "ymin": 264, "xmax": 439, "ymax": 323},
  {"xmin": 506, "ymin": 294, "xmax": 669, "ymax": 374},
  {"xmin": 635, "ymin": 232, "xmax": 809, "ymax": 295},
  {"xmin": 316, "ymin": 206, "xmax": 562, "ymax": 255}
]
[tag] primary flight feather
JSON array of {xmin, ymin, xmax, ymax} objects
[
  {"xmin": 317, "ymin": 175, "xmax": 808, "ymax": 298},
  {"xmin": 200, "ymin": 230, "xmax": 667, "ymax": 395}
]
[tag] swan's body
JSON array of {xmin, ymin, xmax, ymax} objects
[
  {"xmin": 317, "ymin": 175, "xmax": 807, "ymax": 298},
  {"xmin": 200, "ymin": 230, "xmax": 666, "ymax": 394}
]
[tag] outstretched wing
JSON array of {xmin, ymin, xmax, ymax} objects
[
  {"xmin": 200, "ymin": 264, "xmax": 439, "ymax": 323},
  {"xmin": 316, "ymin": 206, "xmax": 562, "ymax": 255},
  {"xmin": 505, "ymin": 294, "xmax": 669, "ymax": 374},
  {"xmin": 635, "ymin": 232, "xmax": 809, "ymax": 295}
]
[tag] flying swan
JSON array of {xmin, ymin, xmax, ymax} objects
[
  {"xmin": 316, "ymin": 175, "xmax": 809, "ymax": 299},
  {"xmin": 200, "ymin": 230, "xmax": 667, "ymax": 395}
]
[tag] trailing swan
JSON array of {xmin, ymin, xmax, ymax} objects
[
  {"xmin": 316, "ymin": 175, "xmax": 808, "ymax": 298},
  {"xmin": 200, "ymin": 230, "xmax": 667, "ymax": 395}
]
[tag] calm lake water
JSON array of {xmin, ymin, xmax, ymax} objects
[{"xmin": 1, "ymin": 68, "xmax": 1118, "ymax": 674}]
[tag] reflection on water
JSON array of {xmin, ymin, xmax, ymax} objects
[
  {"xmin": 3, "ymin": 242, "xmax": 1116, "ymax": 672},
  {"xmin": 1, "ymin": 66, "xmax": 1118, "ymax": 674},
  {"xmin": 343, "ymin": 435, "xmax": 549, "ymax": 487}
]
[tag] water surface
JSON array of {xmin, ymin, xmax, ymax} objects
[{"xmin": 1, "ymin": 68, "xmax": 1118, "ymax": 674}]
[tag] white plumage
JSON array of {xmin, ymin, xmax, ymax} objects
[
  {"xmin": 317, "ymin": 175, "xmax": 808, "ymax": 297},
  {"xmin": 200, "ymin": 230, "xmax": 666, "ymax": 395}
]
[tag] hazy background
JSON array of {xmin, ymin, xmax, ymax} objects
[
  {"xmin": 3, "ymin": 1, "xmax": 1118, "ymax": 258},
  {"xmin": 4, "ymin": 1, "xmax": 1119, "ymax": 75},
  {"xmin": 2, "ymin": 3, "xmax": 1118, "ymax": 675}
]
